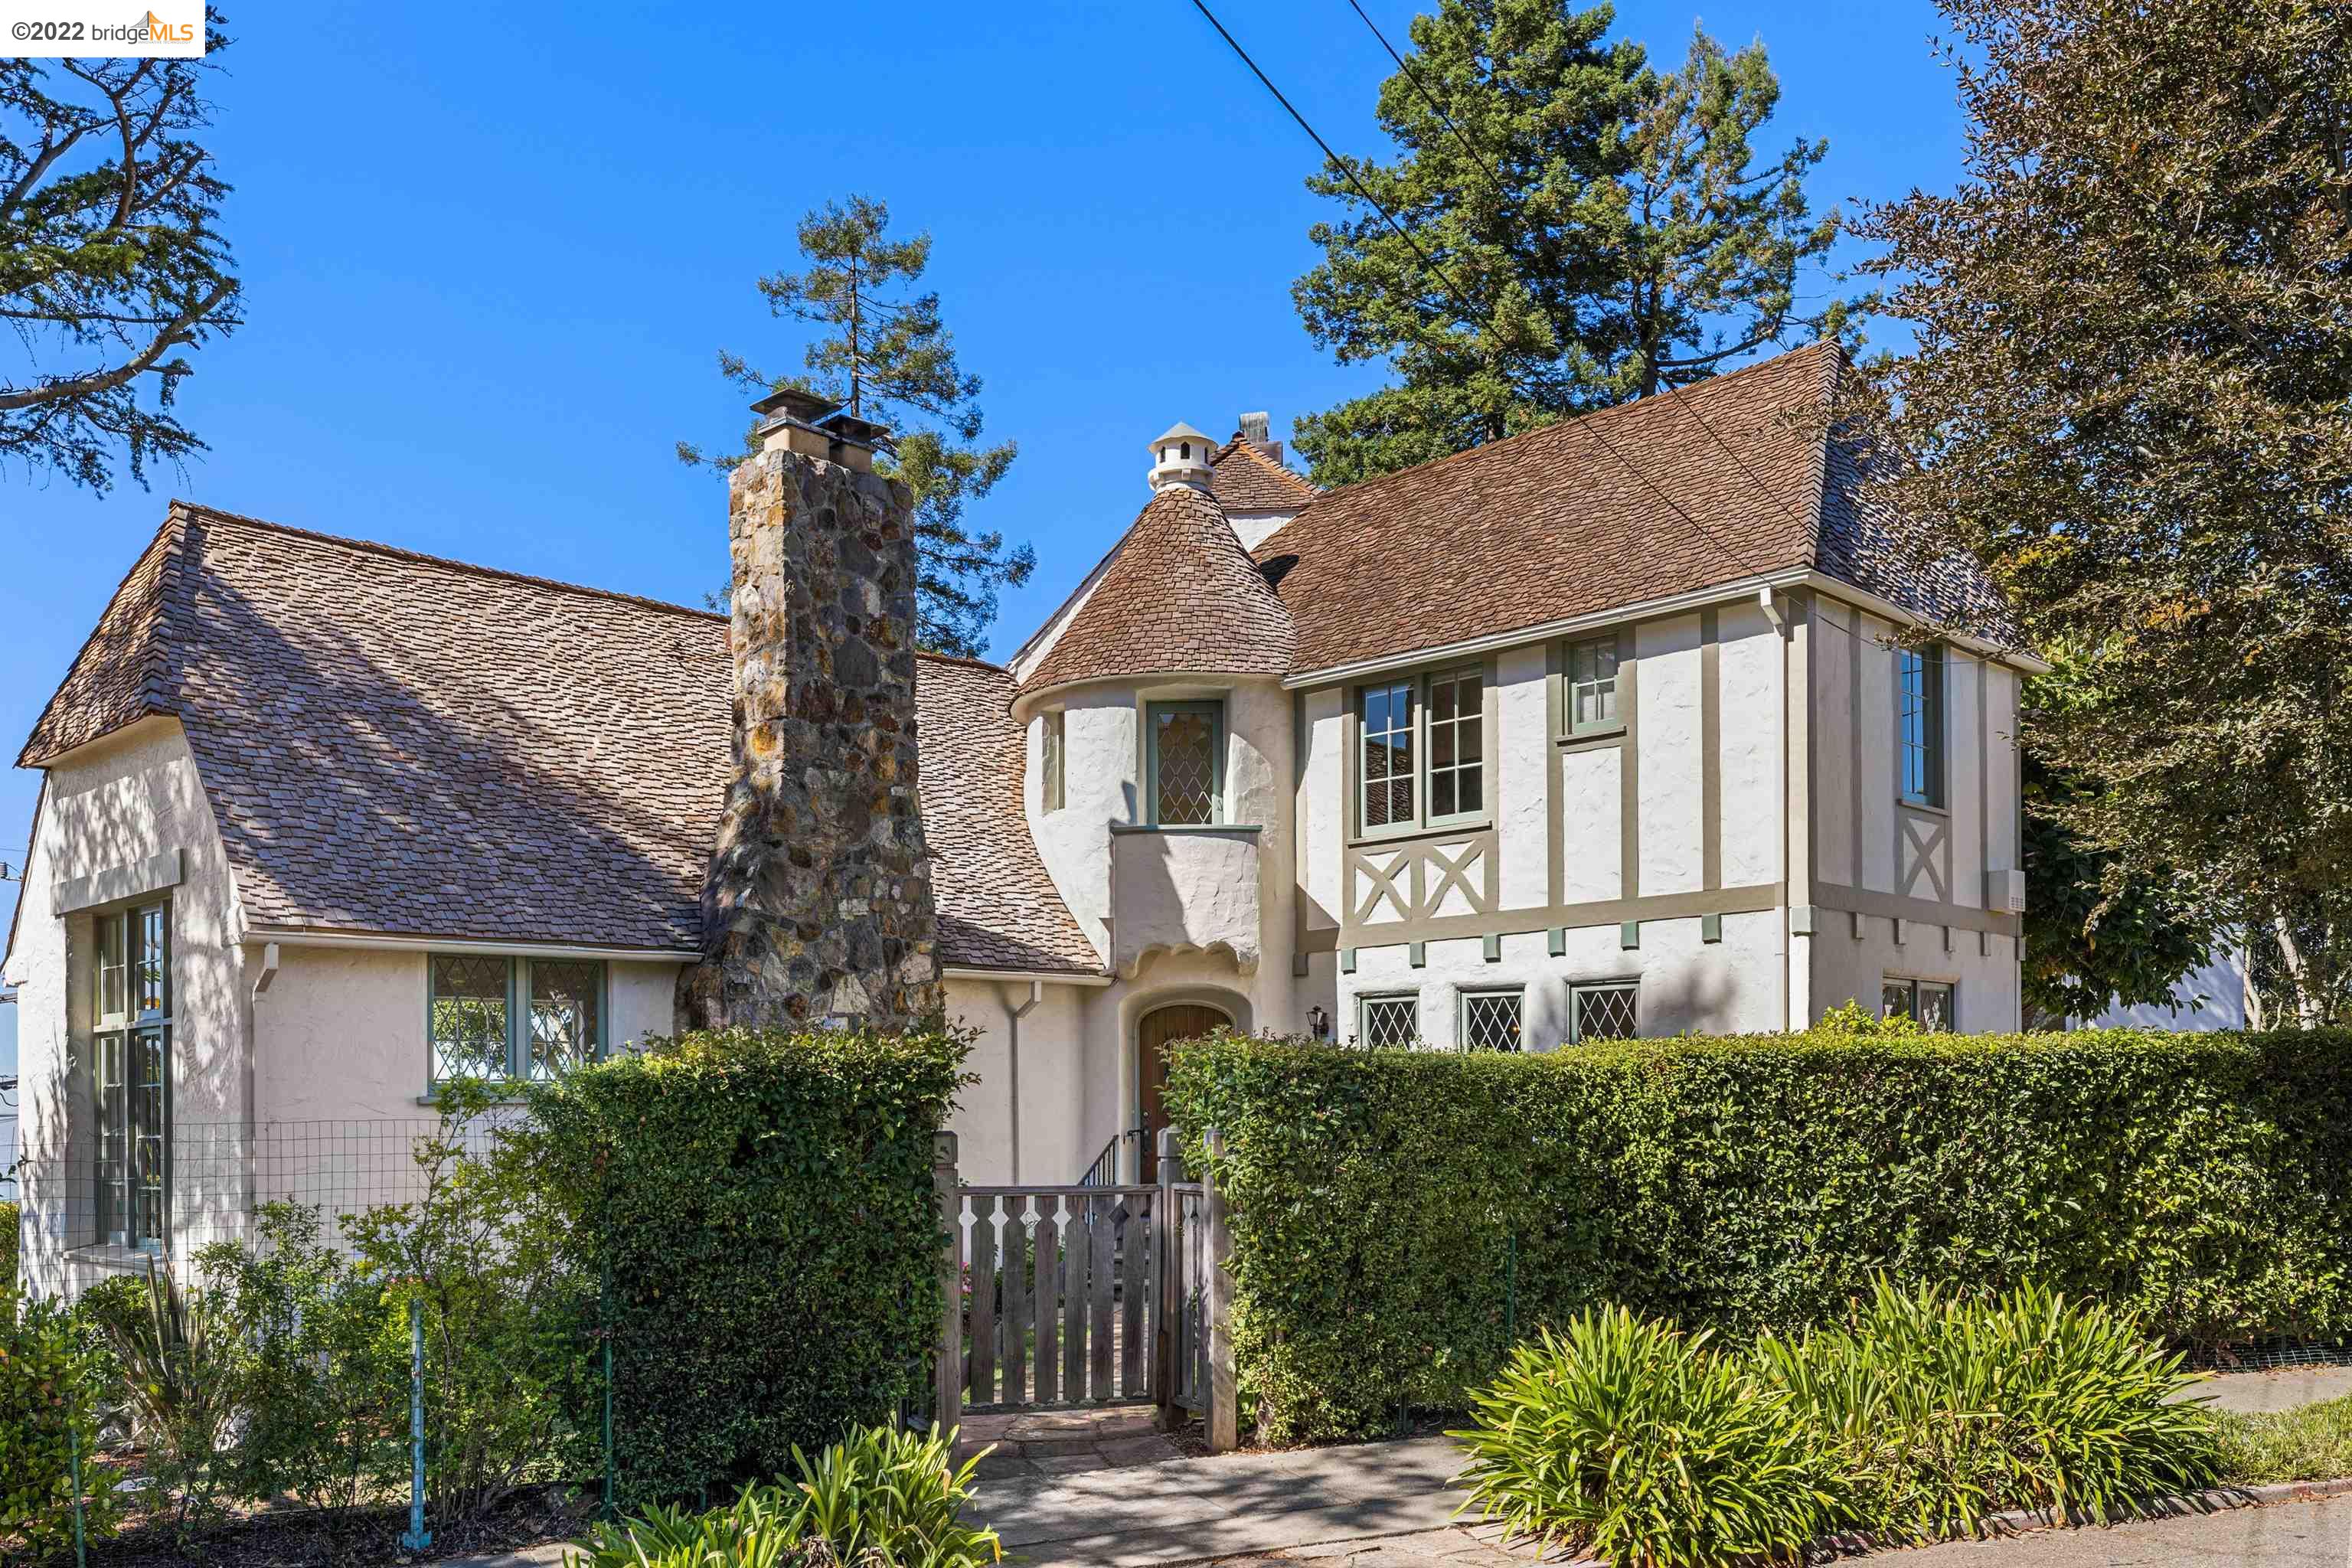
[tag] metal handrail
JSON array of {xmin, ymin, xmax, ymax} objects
[{"xmin": 1076, "ymin": 1125, "xmax": 1146, "ymax": 1187}]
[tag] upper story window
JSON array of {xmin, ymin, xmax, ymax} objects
[
  {"xmin": 1899, "ymin": 645, "xmax": 1946, "ymax": 807},
  {"xmin": 1146, "ymin": 701, "xmax": 1223, "ymax": 826},
  {"xmin": 1566, "ymin": 635, "xmax": 1622, "ymax": 733},
  {"xmin": 1357, "ymin": 665, "xmax": 1485, "ymax": 837},
  {"xmin": 430, "ymin": 954, "xmax": 605, "ymax": 1087},
  {"xmin": 91, "ymin": 900, "xmax": 171, "ymax": 1251},
  {"xmin": 1041, "ymin": 710, "xmax": 1067, "ymax": 812}
]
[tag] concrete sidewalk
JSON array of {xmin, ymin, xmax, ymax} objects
[{"xmin": 983, "ymin": 1435, "xmax": 1470, "ymax": 1568}]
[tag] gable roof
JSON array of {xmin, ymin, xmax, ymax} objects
[
  {"xmin": 19, "ymin": 506, "xmax": 1099, "ymax": 973},
  {"xmin": 1254, "ymin": 343, "xmax": 2024, "ymax": 675},
  {"xmin": 1021, "ymin": 484, "xmax": 1295, "ymax": 694},
  {"xmin": 1209, "ymin": 435, "xmax": 1318, "ymax": 513}
]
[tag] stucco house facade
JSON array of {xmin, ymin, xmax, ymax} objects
[{"xmin": 5, "ymin": 343, "xmax": 2043, "ymax": 1289}]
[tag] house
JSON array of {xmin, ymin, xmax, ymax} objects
[{"xmin": 3, "ymin": 343, "xmax": 2041, "ymax": 1289}]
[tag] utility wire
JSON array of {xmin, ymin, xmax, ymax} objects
[
  {"xmin": 1340, "ymin": 0, "xmax": 1510, "ymax": 203},
  {"xmin": 1193, "ymin": 0, "xmax": 1775, "ymax": 592}
]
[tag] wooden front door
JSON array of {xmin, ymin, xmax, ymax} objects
[{"xmin": 1137, "ymin": 1004, "xmax": 1225, "ymax": 1184}]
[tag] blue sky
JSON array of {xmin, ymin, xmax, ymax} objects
[{"xmin": 0, "ymin": 0, "xmax": 1976, "ymax": 1073}]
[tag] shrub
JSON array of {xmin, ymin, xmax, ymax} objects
[
  {"xmin": 0, "ymin": 1200, "xmax": 18, "ymax": 1302},
  {"xmin": 0, "ymin": 1288, "xmax": 121, "ymax": 1560},
  {"xmin": 1754, "ymin": 1280, "xmax": 2220, "ymax": 1539},
  {"xmin": 567, "ymin": 1423, "xmax": 1001, "ymax": 1568},
  {"xmin": 195, "ymin": 1201, "xmax": 404, "ymax": 1519},
  {"xmin": 80, "ymin": 1264, "xmax": 247, "ymax": 1539},
  {"xmin": 525, "ymin": 1027, "xmax": 970, "ymax": 1506},
  {"xmin": 1452, "ymin": 1288, "xmax": 2221, "ymax": 1563},
  {"xmin": 1162, "ymin": 1024, "xmax": 2352, "ymax": 1441},
  {"xmin": 1451, "ymin": 1308, "xmax": 1842, "ymax": 1566}
]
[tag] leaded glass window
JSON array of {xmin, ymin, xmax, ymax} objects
[
  {"xmin": 529, "ymin": 962, "xmax": 602, "ymax": 1079},
  {"xmin": 1460, "ymin": 988, "xmax": 1524, "ymax": 1052},
  {"xmin": 1569, "ymin": 636, "xmax": 1621, "ymax": 733},
  {"xmin": 1428, "ymin": 667, "xmax": 1484, "ymax": 821},
  {"xmin": 90, "ymin": 900, "xmax": 169, "ymax": 1250},
  {"xmin": 1357, "ymin": 994, "xmax": 1419, "ymax": 1048},
  {"xmin": 1148, "ymin": 702, "xmax": 1221, "ymax": 826},
  {"xmin": 1883, "ymin": 978, "xmax": 1955, "ymax": 1032},
  {"xmin": 430, "ymin": 956, "xmax": 511, "ymax": 1082},
  {"xmin": 1358, "ymin": 680, "xmax": 1415, "ymax": 832},
  {"xmin": 1899, "ymin": 645, "xmax": 1945, "ymax": 807},
  {"xmin": 1572, "ymin": 982, "xmax": 1639, "ymax": 1043}
]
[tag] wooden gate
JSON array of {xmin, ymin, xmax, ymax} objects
[{"xmin": 932, "ymin": 1129, "xmax": 1235, "ymax": 1446}]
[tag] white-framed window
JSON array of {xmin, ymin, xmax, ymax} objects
[
  {"xmin": 429, "ymin": 955, "xmax": 606, "ymax": 1087},
  {"xmin": 1569, "ymin": 981, "xmax": 1640, "ymax": 1044},
  {"xmin": 1898, "ymin": 645, "xmax": 1946, "ymax": 807},
  {"xmin": 1459, "ymin": 988, "xmax": 1524, "ymax": 1052},
  {"xmin": 1357, "ymin": 992, "xmax": 1420, "ymax": 1049},
  {"xmin": 1041, "ymin": 710, "xmax": 1067, "ymax": 812},
  {"xmin": 1882, "ymin": 978, "xmax": 1955, "ymax": 1032},
  {"xmin": 91, "ymin": 900, "xmax": 170, "ymax": 1250},
  {"xmin": 1356, "ymin": 665, "xmax": 1486, "ymax": 836},
  {"xmin": 1566, "ymin": 635, "xmax": 1622, "ymax": 734}
]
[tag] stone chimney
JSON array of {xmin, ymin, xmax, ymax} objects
[
  {"xmin": 677, "ymin": 392, "xmax": 942, "ymax": 1033},
  {"xmin": 1148, "ymin": 421, "xmax": 1216, "ymax": 493}
]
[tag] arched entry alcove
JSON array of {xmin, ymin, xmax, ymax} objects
[{"xmin": 1134, "ymin": 1000, "xmax": 1230, "ymax": 1181}]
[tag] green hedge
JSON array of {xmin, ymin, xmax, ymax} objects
[
  {"xmin": 1162, "ymin": 1018, "xmax": 2352, "ymax": 1442},
  {"xmin": 527, "ymin": 1027, "xmax": 967, "ymax": 1506}
]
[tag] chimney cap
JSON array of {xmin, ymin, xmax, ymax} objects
[
  {"xmin": 820, "ymin": 409, "xmax": 896, "ymax": 453},
  {"xmin": 750, "ymin": 387, "xmax": 842, "ymax": 425},
  {"xmin": 1149, "ymin": 420, "xmax": 1216, "ymax": 451},
  {"xmin": 1238, "ymin": 411, "xmax": 1271, "ymax": 443}
]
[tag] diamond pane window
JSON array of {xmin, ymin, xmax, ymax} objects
[
  {"xmin": 1042, "ymin": 710, "xmax": 1067, "ymax": 812},
  {"xmin": 1428, "ymin": 667, "xmax": 1484, "ymax": 820},
  {"xmin": 1149, "ymin": 702, "xmax": 1222, "ymax": 826},
  {"xmin": 431, "ymin": 956, "xmax": 511, "ymax": 1082},
  {"xmin": 530, "ymin": 961, "xmax": 603, "ymax": 1079},
  {"xmin": 1570, "ymin": 636, "xmax": 1620, "ymax": 733},
  {"xmin": 1460, "ymin": 989, "xmax": 1524, "ymax": 1052},
  {"xmin": 1358, "ymin": 680, "xmax": 1416, "ymax": 831},
  {"xmin": 1358, "ymin": 994, "xmax": 1419, "ymax": 1048},
  {"xmin": 1573, "ymin": 982, "xmax": 1639, "ymax": 1043}
]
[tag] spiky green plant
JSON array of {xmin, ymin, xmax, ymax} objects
[{"xmin": 1449, "ymin": 1307, "xmax": 1844, "ymax": 1566}]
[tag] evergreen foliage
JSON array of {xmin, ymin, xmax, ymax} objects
[
  {"xmin": 0, "ymin": 11, "xmax": 241, "ymax": 489},
  {"xmin": 682, "ymin": 197, "xmax": 1032, "ymax": 656},
  {"xmin": 1163, "ymin": 1017, "xmax": 2352, "ymax": 1442},
  {"xmin": 1854, "ymin": 0, "xmax": 2352, "ymax": 1024},
  {"xmin": 526, "ymin": 1025, "xmax": 970, "ymax": 1506},
  {"xmin": 1290, "ymin": 2, "xmax": 1850, "ymax": 485}
]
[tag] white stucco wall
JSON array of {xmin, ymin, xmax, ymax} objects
[
  {"xmin": 1717, "ymin": 603, "xmax": 1784, "ymax": 890},
  {"xmin": 1636, "ymin": 615, "xmax": 1705, "ymax": 895},
  {"xmin": 2085, "ymin": 941, "xmax": 2249, "ymax": 1031},
  {"xmin": 943, "ymin": 976, "xmax": 1103, "ymax": 1187},
  {"xmin": 1341, "ymin": 911, "xmax": 1785, "ymax": 1048},
  {"xmin": 1812, "ymin": 918, "xmax": 2022, "ymax": 1033},
  {"xmin": 1494, "ymin": 645, "xmax": 1550, "ymax": 910}
]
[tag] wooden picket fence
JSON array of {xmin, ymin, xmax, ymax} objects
[{"xmin": 931, "ymin": 1128, "xmax": 1236, "ymax": 1449}]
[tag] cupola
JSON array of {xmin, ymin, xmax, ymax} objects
[{"xmin": 1148, "ymin": 421, "xmax": 1217, "ymax": 493}]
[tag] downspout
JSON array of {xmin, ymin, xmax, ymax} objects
[{"xmin": 1001, "ymin": 980, "xmax": 1043, "ymax": 1184}]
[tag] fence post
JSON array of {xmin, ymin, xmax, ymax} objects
[
  {"xmin": 933, "ymin": 1132, "xmax": 962, "ymax": 1436},
  {"xmin": 1153, "ymin": 1127, "xmax": 1182, "ymax": 1422},
  {"xmin": 67, "ymin": 1390, "xmax": 87, "ymax": 1568},
  {"xmin": 600, "ymin": 1264, "xmax": 616, "ymax": 1519},
  {"xmin": 1204, "ymin": 1126, "xmax": 1238, "ymax": 1453},
  {"xmin": 399, "ymin": 1295, "xmax": 431, "ymax": 1553}
]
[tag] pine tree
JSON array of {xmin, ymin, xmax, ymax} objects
[
  {"xmin": 682, "ymin": 197, "xmax": 1031, "ymax": 657},
  {"xmin": 1, "ymin": 14, "xmax": 242, "ymax": 491},
  {"xmin": 1856, "ymin": 0, "xmax": 2352, "ymax": 1024},
  {"xmin": 1290, "ymin": 2, "xmax": 1847, "ymax": 486}
]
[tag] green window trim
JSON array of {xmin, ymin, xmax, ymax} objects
[
  {"xmin": 1565, "ymin": 632, "xmax": 1625, "ymax": 737},
  {"xmin": 90, "ymin": 899, "xmax": 171, "ymax": 1252},
  {"xmin": 1899, "ymin": 643, "xmax": 1947, "ymax": 808},
  {"xmin": 1354, "ymin": 663, "xmax": 1490, "ymax": 839},
  {"xmin": 1041, "ymin": 710, "xmax": 1067, "ymax": 813},
  {"xmin": 1568, "ymin": 979, "xmax": 1640, "ymax": 1044},
  {"xmin": 427, "ymin": 954, "xmax": 609, "ymax": 1090},
  {"xmin": 1357, "ymin": 991, "xmax": 1420, "ymax": 1049},
  {"xmin": 1458, "ymin": 985, "xmax": 1525, "ymax": 1052},
  {"xmin": 1882, "ymin": 976, "xmax": 1956, "ymax": 1032},
  {"xmin": 1145, "ymin": 700, "xmax": 1224, "ymax": 826}
]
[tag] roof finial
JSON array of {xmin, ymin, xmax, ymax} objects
[{"xmin": 1148, "ymin": 422, "xmax": 1216, "ymax": 494}]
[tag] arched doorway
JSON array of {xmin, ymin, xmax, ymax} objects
[{"xmin": 1135, "ymin": 1002, "xmax": 1228, "ymax": 1182}]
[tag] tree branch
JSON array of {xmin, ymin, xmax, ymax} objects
[{"xmin": 0, "ymin": 275, "xmax": 232, "ymax": 410}]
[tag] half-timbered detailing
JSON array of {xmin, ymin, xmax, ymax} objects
[
  {"xmin": 1342, "ymin": 828, "xmax": 1498, "ymax": 940},
  {"xmin": 1899, "ymin": 808, "xmax": 1949, "ymax": 903}
]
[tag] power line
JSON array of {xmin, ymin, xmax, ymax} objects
[
  {"xmin": 1192, "ymin": 0, "xmax": 1775, "ymax": 592},
  {"xmin": 1339, "ymin": 0, "xmax": 1509, "ymax": 203}
]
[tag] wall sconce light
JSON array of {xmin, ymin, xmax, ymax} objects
[{"xmin": 1307, "ymin": 1005, "xmax": 1331, "ymax": 1040}]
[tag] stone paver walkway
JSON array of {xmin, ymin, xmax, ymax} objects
[{"xmin": 956, "ymin": 1405, "xmax": 1184, "ymax": 1480}]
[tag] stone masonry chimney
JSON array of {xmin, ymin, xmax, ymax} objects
[{"xmin": 677, "ymin": 391, "xmax": 942, "ymax": 1033}]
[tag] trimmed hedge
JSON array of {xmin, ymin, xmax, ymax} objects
[
  {"xmin": 527, "ymin": 1027, "xmax": 969, "ymax": 1505},
  {"xmin": 1161, "ymin": 1017, "xmax": 2352, "ymax": 1442}
]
